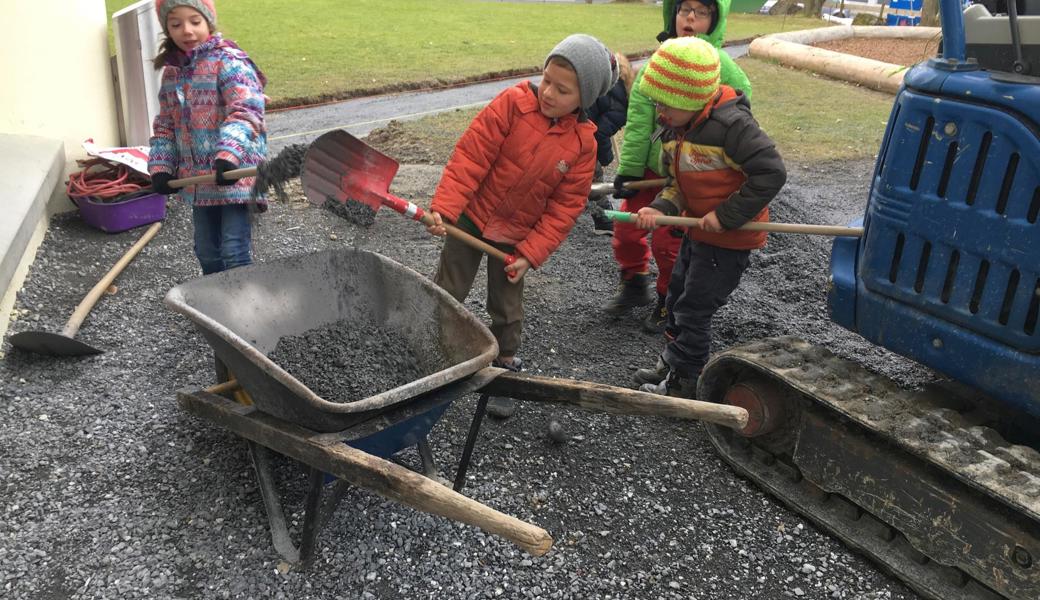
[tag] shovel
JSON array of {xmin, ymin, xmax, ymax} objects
[
  {"xmin": 300, "ymin": 129, "xmax": 515, "ymax": 264},
  {"xmin": 588, "ymin": 178, "xmax": 667, "ymax": 198},
  {"xmin": 604, "ymin": 210, "xmax": 864, "ymax": 237},
  {"xmin": 9, "ymin": 221, "xmax": 162, "ymax": 356},
  {"xmin": 146, "ymin": 143, "xmax": 310, "ymax": 201}
]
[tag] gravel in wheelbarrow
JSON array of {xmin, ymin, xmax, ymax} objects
[{"xmin": 267, "ymin": 319, "xmax": 440, "ymax": 405}]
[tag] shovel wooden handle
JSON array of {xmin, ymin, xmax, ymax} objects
[
  {"xmin": 168, "ymin": 167, "xmax": 258, "ymax": 189},
  {"xmin": 589, "ymin": 178, "xmax": 668, "ymax": 197},
  {"xmin": 62, "ymin": 221, "xmax": 162, "ymax": 338},
  {"xmin": 623, "ymin": 178, "xmax": 668, "ymax": 190},
  {"xmin": 179, "ymin": 390, "xmax": 553, "ymax": 556},
  {"xmin": 480, "ymin": 369, "xmax": 749, "ymax": 431},
  {"xmin": 604, "ymin": 210, "xmax": 864, "ymax": 237},
  {"xmin": 417, "ymin": 214, "xmax": 514, "ymax": 264}
]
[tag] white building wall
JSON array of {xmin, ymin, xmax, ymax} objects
[{"xmin": 0, "ymin": 0, "xmax": 120, "ymax": 212}]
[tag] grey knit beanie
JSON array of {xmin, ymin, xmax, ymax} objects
[
  {"xmin": 545, "ymin": 34, "xmax": 619, "ymax": 110},
  {"xmin": 156, "ymin": 0, "xmax": 217, "ymax": 34}
]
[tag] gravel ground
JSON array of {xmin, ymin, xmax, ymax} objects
[
  {"xmin": 811, "ymin": 38, "xmax": 941, "ymax": 66},
  {"xmin": 1, "ymin": 143, "xmax": 932, "ymax": 598}
]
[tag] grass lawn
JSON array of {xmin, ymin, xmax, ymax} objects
[
  {"xmin": 740, "ymin": 58, "xmax": 893, "ymax": 162},
  {"xmin": 369, "ymin": 57, "xmax": 895, "ymax": 166},
  {"xmin": 106, "ymin": 0, "xmax": 827, "ymax": 107}
]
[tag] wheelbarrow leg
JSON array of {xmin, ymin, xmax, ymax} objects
[
  {"xmin": 453, "ymin": 393, "xmax": 491, "ymax": 492},
  {"xmin": 416, "ymin": 436, "xmax": 438, "ymax": 478},
  {"xmin": 298, "ymin": 468, "xmax": 326, "ymax": 565},
  {"xmin": 247, "ymin": 441, "xmax": 301, "ymax": 563},
  {"xmin": 249, "ymin": 442, "xmax": 351, "ymax": 566},
  {"xmin": 214, "ymin": 355, "xmax": 230, "ymax": 387}
]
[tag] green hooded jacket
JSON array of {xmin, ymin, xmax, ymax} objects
[{"xmin": 616, "ymin": 0, "xmax": 752, "ymax": 179}]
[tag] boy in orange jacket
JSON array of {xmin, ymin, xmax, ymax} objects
[{"xmin": 425, "ymin": 34, "xmax": 618, "ymax": 418}]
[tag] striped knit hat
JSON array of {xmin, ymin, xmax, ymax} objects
[
  {"xmin": 639, "ymin": 37, "xmax": 720, "ymax": 112},
  {"xmin": 156, "ymin": 0, "xmax": 217, "ymax": 33}
]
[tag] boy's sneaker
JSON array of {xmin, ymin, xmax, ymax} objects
[
  {"xmin": 592, "ymin": 212, "xmax": 614, "ymax": 236},
  {"xmin": 603, "ymin": 272, "xmax": 655, "ymax": 316},
  {"xmin": 487, "ymin": 357, "xmax": 523, "ymax": 419},
  {"xmin": 639, "ymin": 370, "xmax": 698, "ymax": 399},
  {"xmin": 642, "ymin": 294, "xmax": 667, "ymax": 334},
  {"xmin": 633, "ymin": 354, "xmax": 669, "ymax": 386}
]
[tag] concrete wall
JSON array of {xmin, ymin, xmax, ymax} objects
[
  {"xmin": 0, "ymin": 0, "xmax": 120, "ymax": 214},
  {"xmin": 0, "ymin": 0, "xmax": 119, "ymax": 343}
]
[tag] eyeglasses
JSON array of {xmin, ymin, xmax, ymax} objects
[{"xmin": 678, "ymin": 6, "xmax": 714, "ymax": 19}]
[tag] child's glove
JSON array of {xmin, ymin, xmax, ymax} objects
[
  {"xmin": 612, "ymin": 174, "xmax": 641, "ymax": 199},
  {"xmin": 504, "ymin": 254, "xmax": 530, "ymax": 283},
  {"xmin": 213, "ymin": 159, "xmax": 237, "ymax": 186},
  {"xmin": 150, "ymin": 172, "xmax": 176, "ymax": 196}
]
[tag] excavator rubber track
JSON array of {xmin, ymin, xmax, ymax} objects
[{"xmin": 698, "ymin": 337, "xmax": 1040, "ymax": 600}]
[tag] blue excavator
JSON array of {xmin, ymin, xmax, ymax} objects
[{"xmin": 699, "ymin": 2, "xmax": 1040, "ymax": 599}]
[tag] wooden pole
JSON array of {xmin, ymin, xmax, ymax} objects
[{"xmin": 62, "ymin": 221, "xmax": 162, "ymax": 338}]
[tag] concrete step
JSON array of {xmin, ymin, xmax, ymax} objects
[{"xmin": 0, "ymin": 133, "xmax": 65, "ymax": 344}]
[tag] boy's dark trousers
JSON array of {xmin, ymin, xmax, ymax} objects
[
  {"xmin": 662, "ymin": 237, "xmax": 751, "ymax": 378},
  {"xmin": 434, "ymin": 233, "xmax": 524, "ymax": 357}
]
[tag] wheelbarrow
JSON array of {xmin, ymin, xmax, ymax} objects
[{"xmin": 165, "ymin": 239, "xmax": 748, "ymax": 566}]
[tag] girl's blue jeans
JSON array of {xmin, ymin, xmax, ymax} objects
[{"xmin": 191, "ymin": 204, "xmax": 253, "ymax": 275}]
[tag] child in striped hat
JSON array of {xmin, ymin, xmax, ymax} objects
[
  {"xmin": 605, "ymin": 0, "xmax": 751, "ymax": 334},
  {"xmin": 631, "ymin": 37, "xmax": 787, "ymax": 399}
]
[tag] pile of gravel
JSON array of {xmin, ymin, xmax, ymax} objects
[
  {"xmin": 1, "ymin": 158, "xmax": 923, "ymax": 600},
  {"xmin": 267, "ymin": 319, "xmax": 438, "ymax": 404}
]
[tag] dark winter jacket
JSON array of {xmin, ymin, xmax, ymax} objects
[
  {"xmin": 650, "ymin": 86, "xmax": 786, "ymax": 250},
  {"xmin": 585, "ymin": 79, "xmax": 629, "ymax": 167}
]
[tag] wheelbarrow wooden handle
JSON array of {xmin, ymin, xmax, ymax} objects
[
  {"xmin": 179, "ymin": 390, "xmax": 553, "ymax": 556},
  {"xmin": 604, "ymin": 210, "xmax": 864, "ymax": 238},
  {"xmin": 63, "ymin": 221, "xmax": 162, "ymax": 338},
  {"xmin": 167, "ymin": 167, "xmax": 258, "ymax": 189},
  {"xmin": 480, "ymin": 369, "xmax": 749, "ymax": 430}
]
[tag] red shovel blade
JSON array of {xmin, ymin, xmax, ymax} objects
[{"xmin": 301, "ymin": 129, "xmax": 399, "ymax": 212}]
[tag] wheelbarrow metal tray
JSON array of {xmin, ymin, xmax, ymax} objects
[{"xmin": 164, "ymin": 248, "xmax": 498, "ymax": 432}]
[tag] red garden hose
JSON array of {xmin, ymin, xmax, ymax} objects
[{"xmin": 66, "ymin": 158, "xmax": 151, "ymax": 202}]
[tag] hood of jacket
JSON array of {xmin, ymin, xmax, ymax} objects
[
  {"xmin": 659, "ymin": 0, "xmax": 731, "ymax": 49},
  {"xmin": 164, "ymin": 33, "xmax": 267, "ymax": 88}
]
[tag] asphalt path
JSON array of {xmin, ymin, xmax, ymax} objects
[{"xmin": 266, "ymin": 44, "xmax": 749, "ymax": 152}]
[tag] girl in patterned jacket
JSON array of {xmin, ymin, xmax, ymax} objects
[
  {"xmin": 148, "ymin": 0, "xmax": 267, "ymax": 275},
  {"xmin": 425, "ymin": 34, "xmax": 617, "ymax": 419}
]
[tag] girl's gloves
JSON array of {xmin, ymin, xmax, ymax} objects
[
  {"xmin": 151, "ymin": 173, "xmax": 176, "ymax": 195},
  {"xmin": 213, "ymin": 159, "xmax": 237, "ymax": 186}
]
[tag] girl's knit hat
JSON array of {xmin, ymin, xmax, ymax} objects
[
  {"xmin": 545, "ymin": 34, "xmax": 619, "ymax": 110},
  {"xmin": 156, "ymin": 0, "xmax": 217, "ymax": 33},
  {"xmin": 638, "ymin": 37, "xmax": 720, "ymax": 112}
]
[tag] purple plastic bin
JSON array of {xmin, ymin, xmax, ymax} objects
[{"xmin": 75, "ymin": 193, "xmax": 167, "ymax": 233}]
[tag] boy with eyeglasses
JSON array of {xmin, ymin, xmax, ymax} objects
[
  {"xmin": 631, "ymin": 37, "xmax": 785, "ymax": 399},
  {"xmin": 605, "ymin": 0, "xmax": 751, "ymax": 340}
]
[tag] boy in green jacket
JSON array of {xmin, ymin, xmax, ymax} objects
[{"xmin": 605, "ymin": 0, "xmax": 751, "ymax": 337}]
